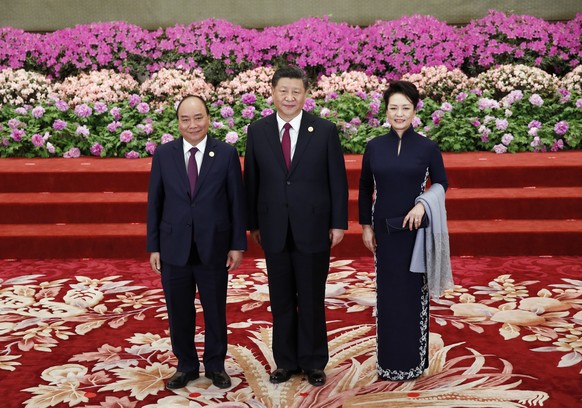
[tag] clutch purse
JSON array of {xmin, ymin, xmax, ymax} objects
[{"xmin": 385, "ymin": 213, "xmax": 429, "ymax": 234}]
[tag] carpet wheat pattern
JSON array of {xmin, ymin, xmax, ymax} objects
[{"xmin": 0, "ymin": 256, "xmax": 580, "ymax": 407}]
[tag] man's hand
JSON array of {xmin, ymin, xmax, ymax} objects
[
  {"xmin": 226, "ymin": 250, "xmax": 243, "ymax": 271},
  {"xmin": 150, "ymin": 252, "xmax": 161, "ymax": 274},
  {"xmin": 329, "ymin": 228, "xmax": 344, "ymax": 248}
]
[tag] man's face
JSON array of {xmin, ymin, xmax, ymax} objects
[
  {"xmin": 177, "ymin": 97, "xmax": 210, "ymax": 146},
  {"xmin": 271, "ymin": 77, "xmax": 307, "ymax": 122}
]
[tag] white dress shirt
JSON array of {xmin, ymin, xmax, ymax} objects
[{"xmin": 276, "ymin": 112, "xmax": 303, "ymax": 161}]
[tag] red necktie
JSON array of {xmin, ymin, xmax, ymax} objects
[
  {"xmin": 187, "ymin": 147, "xmax": 198, "ymax": 195},
  {"xmin": 282, "ymin": 123, "xmax": 291, "ymax": 170}
]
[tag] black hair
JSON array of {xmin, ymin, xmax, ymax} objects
[
  {"xmin": 383, "ymin": 80, "xmax": 420, "ymax": 109},
  {"xmin": 175, "ymin": 94, "xmax": 209, "ymax": 119},
  {"xmin": 271, "ymin": 65, "xmax": 309, "ymax": 90}
]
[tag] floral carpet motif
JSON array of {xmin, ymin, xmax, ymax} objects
[{"xmin": 0, "ymin": 257, "xmax": 580, "ymax": 407}]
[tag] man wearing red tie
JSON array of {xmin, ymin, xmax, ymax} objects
[
  {"xmin": 147, "ymin": 95, "xmax": 246, "ymax": 390},
  {"xmin": 244, "ymin": 66, "xmax": 349, "ymax": 386}
]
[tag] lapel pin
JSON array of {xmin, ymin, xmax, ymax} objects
[
  {"xmin": 308, "ymin": 126, "xmax": 314, "ymax": 132},
  {"xmin": 209, "ymin": 151, "xmax": 215, "ymax": 157}
]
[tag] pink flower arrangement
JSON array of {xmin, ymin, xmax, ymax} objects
[
  {"xmin": 461, "ymin": 10, "xmax": 580, "ymax": 75},
  {"xmin": 0, "ymin": 69, "xmax": 55, "ymax": 107},
  {"xmin": 401, "ymin": 66, "xmax": 469, "ymax": 101},
  {"xmin": 139, "ymin": 68, "xmax": 214, "ymax": 106},
  {"xmin": 560, "ymin": 65, "xmax": 582, "ymax": 95},
  {"xmin": 56, "ymin": 69, "xmax": 139, "ymax": 106},
  {"xmin": 310, "ymin": 71, "xmax": 388, "ymax": 99},
  {"xmin": 470, "ymin": 65, "xmax": 560, "ymax": 98},
  {"xmin": 215, "ymin": 67, "xmax": 275, "ymax": 103}
]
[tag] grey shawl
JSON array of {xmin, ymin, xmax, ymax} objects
[{"xmin": 410, "ymin": 183, "xmax": 454, "ymax": 299}]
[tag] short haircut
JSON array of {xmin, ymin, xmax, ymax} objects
[
  {"xmin": 271, "ymin": 65, "xmax": 309, "ymax": 90},
  {"xmin": 383, "ymin": 80, "xmax": 420, "ymax": 109},
  {"xmin": 175, "ymin": 94, "xmax": 209, "ymax": 119}
]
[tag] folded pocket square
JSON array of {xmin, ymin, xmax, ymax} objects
[{"xmin": 385, "ymin": 214, "xmax": 429, "ymax": 234}]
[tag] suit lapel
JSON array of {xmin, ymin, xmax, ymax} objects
[
  {"xmin": 192, "ymin": 136, "xmax": 217, "ymax": 198},
  {"xmin": 173, "ymin": 137, "xmax": 191, "ymax": 198},
  {"xmin": 289, "ymin": 112, "xmax": 315, "ymax": 175},
  {"xmin": 264, "ymin": 114, "xmax": 289, "ymax": 174}
]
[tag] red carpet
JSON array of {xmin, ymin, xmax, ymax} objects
[
  {"xmin": 0, "ymin": 256, "xmax": 580, "ymax": 407},
  {"xmin": 0, "ymin": 151, "xmax": 581, "ymax": 259}
]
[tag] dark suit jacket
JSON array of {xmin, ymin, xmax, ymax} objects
[
  {"xmin": 147, "ymin": 136, "xmax": 247, "ymax": 266},
  {"xmin": 244, "ymin": 111, "xmax": 348, "ymax": 254}
]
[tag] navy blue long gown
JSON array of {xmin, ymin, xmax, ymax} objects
[{"xmin": 359, "ymin": 126, "xmax": 448, "ymax": 380}]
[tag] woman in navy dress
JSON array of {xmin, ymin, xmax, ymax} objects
[{"xmin": 359, "ymin": 81, "xmax": 448, "ymax": 380}]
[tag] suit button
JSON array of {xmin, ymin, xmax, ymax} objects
[{"xmin": 286, "ymin": 181, "xmax": 291, "ymax": 185}]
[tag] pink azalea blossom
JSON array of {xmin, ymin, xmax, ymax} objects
[
  {"xmin": 440, "ymin": 102, "xmax": 453, "ymax": 112},
  {"xmin": 31, "ymin": 106, "xmax": 45, "ymax": 118},
  {"xmin": 110, "ymin": 107, "xmax": 122, "ymax": 120},
  {"xmin": 120, "ymin": 130, "xmax": 133, "ymax": 143},
  {"xmin": 456, "ymin": 92, "xmax": 468, "ymax": 102},
  {"xmin": 495, "ymin": 118, "xmax": 509, "ymax": 131},
  {"xmin": 320, "ymin": 108, "xmax": 331, "ymax": 117},
  {"xmin": 220, "ymin": 106, "xmax": 234, "ymax": 118},
  {"xmin": 528, "ymin": 127, "xmax": 539, "ymax": 137},
  {"xmin": 241, "ymin": 106, "xmax": 255, "ymax": 119},
  {"xmin": 31, "ymin": 133, "xmax": 44, "ymax": 147},
  {"xmin": 74, "ymin": 104, "xmax": 92, "ymax": 118},
  {"xmin": 554, "ymin": 121, "xmax": 569, "ymax": 136},
  {"xmin": 55, "ymin": 100, "xmax": 69, "ymax": 111},
  {"xmin": 94, "ymin": 102, "xmax": 108, "ymax": 114},
  {"xmin": 493, "ymin": 144, "xmax": 507, "ymax": 154},
  {"xmin": 225, "ymin": 131, "xmax": 239, "ymax": 144},
  {"xmin": 551, "ymin": 139, "xmax": 564, "ymax": 152},
  {"xmin": 90, "ymin": 143, "xmax": 104, "ymax": 156},
  {"xmin": 53, "ymin": 119, "xmax": 67, "ymax": 130},
  {"xmin": 303, "ymin": 98, "xmax": 316, "ymax": 112},
  {"xmin": 76, "ymin": 125, "xmax": 90, "ymax": 137},
  {"xmin": 261, "ymin": 108, "xmax": 274, "ymax": 117},
  {"xmin": 501, "ymin": 133, "xmax": 514, "ymax": 146},
  {"xmin": 128, "ymin": 94, "xmax": 141, "ymax": 107},
  {"xmin": 107, "ymin": 121, "xmax": 122, "ymax": 132},
  {"xmin": 125, "ymin": 150, "xmax": 140, "ymax": 159},
  {"xmin": 240, "ymin": 93, "xmax": 257, "ymax": 105},
  {"xmin": 46, "ymin": 142, "xmax": 55, "ymax": 153},
  {"xmin": 529, "ymin": 94, "xmax": 544, "ymax": 107},
  {"xmin": 11, "ymin": 129, "xmax": 24, "ymax": 141},
  {"xmin": 63, "ymin": 147, "xmax": 81, "ymax": 158},
  {"xmin": 161, "ymin": 133, "xmax": 174, "ymax": 144},
  {"xmin": 145, "ymin": 141, "xmax": 157, "ymax": 154},
  {"xmin": 137, "ymin": 102, "xmax": 150, "ymax": 114}
]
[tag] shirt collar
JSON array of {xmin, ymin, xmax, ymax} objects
[
  {"xmin": 183, "ymin": 136, "xmax": 207, "ymax": 155},
  {"xmin": 276, "ymin": 111, "xmax": 303, "ymax": 132}
]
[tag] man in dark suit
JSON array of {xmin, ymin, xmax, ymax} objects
[
  {"xmin": 147, "ymin": 95, "xmax": 246, "ymax": 390},
  {"xmin": 244, "ymin": 66, "xmax": 348, "ymax": 386}
]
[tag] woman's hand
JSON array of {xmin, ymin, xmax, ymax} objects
[
  {"xmin": 403, "ymin": 202, "xmax": 426, "ymax": 231},
  {"xmin": 362, "ymin": 225, "xmax": 377, "ymax": 254}
]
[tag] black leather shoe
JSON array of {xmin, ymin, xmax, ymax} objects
[
  {"xmin": 305, "ymin": 369, "xmax": 326, "ymax": 386},
  {"xmin": 166, "ymin": 370, "xmax": 199, "ymax": 389},
  {"xmin": 205, "ymin": 370, "xmax": 232, "ymax": 389},
  {"xmin": 269, "ymin": 368, "xmax": 301, "ymax": 384}
]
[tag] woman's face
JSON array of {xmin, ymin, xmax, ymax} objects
[{"xmin": 386, "ymin": 93, "xmax": 415, "ymax": 135}]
